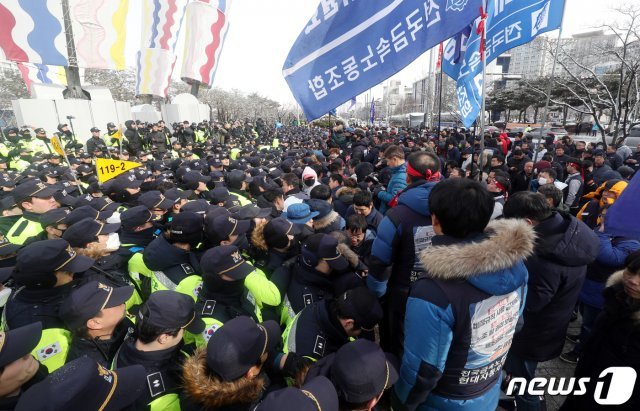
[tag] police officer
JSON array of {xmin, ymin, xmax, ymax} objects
[
  {"xmin": 138, "ymin": 190, "xmax": 176, "ymax": 224},
  {"xmin": 20, "ymin": 207, "xmax": 69, "ymax": 245},
  {"xmin": 0, "ymin": 322, "xmax": 49, "ymax": 410},
  {"xmin": 304, "ymin": 339, "xmax": 399, "ymax": 411},
  {"xmin": 8, "ymin": 146, "xmax": 32, "ymax": 172},
  {"xmin": 6, "ymin": 181, "xmax": 59, "ymax": 245},
  {"xmin": 186, "ymin": 245, "xmax": 262, "ymax": 347},
  {"xmin": 285, "ymin": 233, "xmax": 362, "ymax": 318},
  {"xmin": 137, "ymin": 212, "xmax": 203, "ymax": 299},
  {"xmin": 255, "ymin": 377, "xmax": 338, "ymax": 410},
  {"xmin": 16, "ymin": 356, "xmax": 146, "ymax": 411},
  {"xmin": 118, "ymin": 205, "xmax": 156, "ymax": 252},
  {"xmin": 181, "ymin": 171, "xmax": 210, "ymax": 198},
  {"xmin": 58, "ymin": 280, "xmax": 134, "ymax": 367},
  {"xmin": 182, "ymin": 316, "xmax": 281, "ymax": 410},
  {"xmin": 227, "ymin": 170, "xmax": 253, "ymax": 205},
  {"xmin": 113, "ymin": 290, "xmax": 205, "ymax": 411},
  {"xmin": 103, "ymin": 122, "xmax": 124, "ymax": 148},
  {"xmin": 283, "ymin": 287, "xmax": 383, "ymax": 361},
  {"xmin": 86, "ymin": 127, "xmax": 108, "ymax": 156},
  {"xmin": 3, "ymin": 239, "xmax": 96, "ymax": 372}
]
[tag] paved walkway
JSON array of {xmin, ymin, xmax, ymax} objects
[{"xmin": 498, "ymin": 318, "xmax": 581, "ymax": 411}]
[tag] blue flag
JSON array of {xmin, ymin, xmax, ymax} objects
[
  {"xmin": 283, "ymin": 0, "xmax": 483, "ymax": 121},
  {"xmin": 442, "ymin": 0, "xmax": 566, "ymax": 128},
  {"xmin": 348, "ymin": 97, "xmax": 357, "ymax": 110}
]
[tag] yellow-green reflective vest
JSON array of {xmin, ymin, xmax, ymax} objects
[
  {"xmin": 184, "ymin": 289, "xmax": 261, "ymax": 348},
  {"xmin": 9, "ymin": 158, "xmax": 30, "ymax": 172},
  {"xmin": 31, "ymin": 328, "xmax": 71, "ymax": 372},
  {"xmin": 6, "ymin": 217, "xmax": 43, "ymax": 245},
  {"xmin": 128, "ymin": 252, "xmax": 202, "ymax": 301}
]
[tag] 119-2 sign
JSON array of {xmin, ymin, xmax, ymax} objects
[{"xmin": 98, "ymin": 162, "xmax": 127, "ymax": 174}]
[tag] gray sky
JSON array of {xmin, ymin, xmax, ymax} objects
[{"xmin": 126, "ymin": 0, "xmax": 633, "ymax": 104}]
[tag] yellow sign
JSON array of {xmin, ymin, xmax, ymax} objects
[
  {"xmin": 95, "ymin": 158, "xmax": 142, "ymax": 183},
  {"xmin": 50, "ymin": 135, "xmax": 65, "ymax": 156},
  {"xmin": 111, "ymin": 129, "xmax": 122, "ymax": 140}
]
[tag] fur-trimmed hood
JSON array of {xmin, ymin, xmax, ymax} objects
[
  {"xmin": 606, "ymin": 270, "xmax": 640, "ymax": 325},
  {"xmin": 606, "ymin": 270, "xmax": 625, "ymax": 288},
  {"xmin": 313, "ymin": 210, "xmax": 342, "ymax": 230},
  {"xmin": 335, "ymin": 186, "xmax": 359, "ymax": 199},
  {"xmin": 182, "ymin": 348, "xmax": 266, "ymax": 409},
  {"xmin": 420, "ymin": 219, "xmax": 536, "ymax": 295}
]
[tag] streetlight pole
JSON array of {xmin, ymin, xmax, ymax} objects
[{"xmin": 61, "ymin": 0, "xmax": 86, "ymax": 99}]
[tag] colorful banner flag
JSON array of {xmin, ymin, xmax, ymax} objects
[
  {"xmin": 283, "ymin": 0, "xmax": 482, "ymax": 121},
  {"xmin": 70, "ymin": 0, "xmax": 130, "ymax": 70},
  {"xmin": 181, "ymin": 0, "xmax": 232, "ymax": 88},
  {"xmin": 136, "ymin": 48, "xmax": 177, "ymax": 98},
  {"xmin": 442, "ymin": 0, "xmax": 566, "ymax": 128},
  {"xmin": 136, "ymin": 0, "xmax": 189, "ymax": 97},
  {"xmin": 0, "ymin": 0, "xmax": 68, "ymax": 66},
  {"xmin": 16, "ymin": 62, "xmax": 67, "ymax": 93}
]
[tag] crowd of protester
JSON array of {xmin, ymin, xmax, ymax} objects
[{"xmin": 0, "ymin": 118, "xmax": 638, "ymax": 411}]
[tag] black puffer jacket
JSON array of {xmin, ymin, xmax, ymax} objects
[
  {"xmin": 509, "ymin": 212, "xmax": 599, "ymax": 361},
  {"xmin": 561, "ymin": 272, "xmax": 640, "ymax": 410}
]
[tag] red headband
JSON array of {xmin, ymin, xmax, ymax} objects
[{"xmin": 406, "ymin": 163, "xmax": 441, "ymax": 182}]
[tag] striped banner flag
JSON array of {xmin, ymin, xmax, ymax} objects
[
  {"xmin": 180, "ymin": 0, "xmax": 232, "ymax": 88},
  {"xmin": 0, "ymin": 0, "xmax": 68, "ymax": 66},
  {"xmin": 70, "ymin": 0, "xmax": 131, "ymax": 70},
  {"xmin": 136, "ymin": 0, "xmax": 189, "ymax": 97},
  {"xmin": 16, "ymin": 62, "xmax": 67, "ymax": 93}
]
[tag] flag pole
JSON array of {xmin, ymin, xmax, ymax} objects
[
  {"xmin": 531, "ymin": 0, "xmax": 567, "ymax": 185},
  {"xmin": 437, "ymin": 44, "xmax": 444, "ymax": 134},
  {"xmin": 477, "ymin": 5, "xmax": 488, "ymax": 182}
]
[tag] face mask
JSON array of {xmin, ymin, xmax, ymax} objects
[
  {"xmin": 106, "ymin": 233, "xmax": 121, "ymax": 251},
  {"xmin": 304, "ymin": 178, "xmax": 316, "ymax": 187},
  {"xmin": 538, "ymin": 177, "xmax": 548, "ymax": 186},
  {"xmin": 106, "ymin": 212, "xmax": 121, "ymax": 224},
  {"xmin": 0, "ymin": 287, "xmax": 11, "ymax": 307}
]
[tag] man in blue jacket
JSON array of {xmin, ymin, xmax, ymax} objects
[
  {"xmin": 376, "ymin": 145, "xmax": 406, "ymax": 215},
  {"xmin": 367, "ymin": 151, "xmax": 441, "ymax": 357},
  {"xmin": 393, "ymin": 179, "xmax": 535, "ymax": 411}
]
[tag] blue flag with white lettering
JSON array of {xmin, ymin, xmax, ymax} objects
[
  {"xmin": 283, "ymin": 0, "xmax": 483, "ymax": 121},
  {"xmin": 442, "ymin": 0, "xmax": 566, "ymax": 128}
]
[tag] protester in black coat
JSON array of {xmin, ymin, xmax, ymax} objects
[
  {"xmin": 123, "ymin": 120, "xmax": 144, "ymax": 156},
  {"xmin": 561, "ymin": 251, "xmax": 640, "ymax": 411},
  {"xmin": 502, "ymin": 192, "xmax": 600, "ymax": 411}
]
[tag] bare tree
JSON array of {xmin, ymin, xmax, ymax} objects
[{"xmin": 524, "ymin": 5, "xmax": 640, "ymax": 146}]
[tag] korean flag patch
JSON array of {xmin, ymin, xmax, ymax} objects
[
  {"xmin": 202, "ymin": 324, "xmax": 220, "ymax": 342},
  {"xmin": 37, "ymin": 341, "xmax": 62, "ymax": 361}
]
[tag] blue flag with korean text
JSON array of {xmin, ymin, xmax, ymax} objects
[
  {"xmin": 283, "ymin": 0, "xmax": 483, "ymax": 121},
  {"xmin": 442, "ymin": 0, "xmax": 566, "ymax": 128}
]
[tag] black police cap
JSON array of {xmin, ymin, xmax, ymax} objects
[
  {"xmin": 16, "ymin": 357, "xmax": 146, "ymax": 411},
  {"xmin": 206, "ymin": 316, "xmax": 281, "ymax": 381},
  {"xmin": 138, "ymin": 290, "xmax": 205, "ymax": 334},
  {"xmin": 59, "ymin": 281, "xmax": 133, "ymax": 330}
]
